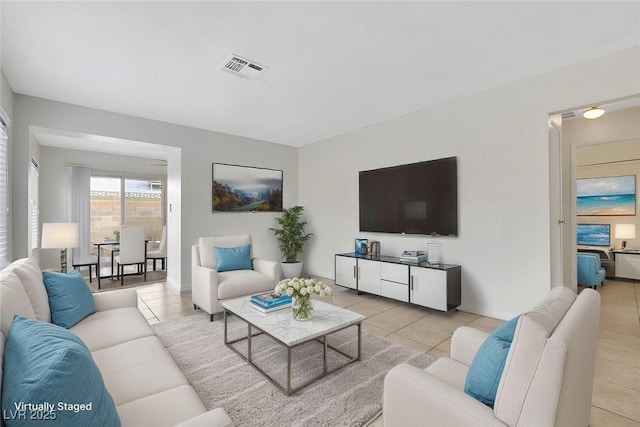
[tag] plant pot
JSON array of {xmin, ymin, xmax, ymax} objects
[{"xmin": 280, "ymin": 262, "xmax": 303, "ymax": 278}]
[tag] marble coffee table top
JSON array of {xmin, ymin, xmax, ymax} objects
[{"xmin": 222, "ymin": 297, "xmax": 366, "ymax": 347}]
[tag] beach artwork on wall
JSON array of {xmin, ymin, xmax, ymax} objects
[
  {"xmin": 577, "ymin": 175, "xmax": 636, "ymax": 216},
  {"xmin": 212, "ymin": 163, "xmax": 283, "ymax": 212}
]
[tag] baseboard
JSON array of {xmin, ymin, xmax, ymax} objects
[
  {"xmin": 457, "ymin": 304, "xmax": 513, "ymax": 321},
  {"xmin": 166, "ymin": 277, "xmax": 182, "ymax": 293}
]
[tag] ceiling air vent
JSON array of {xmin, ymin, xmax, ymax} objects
[
  {"xmin": 561, "ymin": 111, "xmax": 577, "ymax": 121},
  {"xmin": 218, "ymin": 54, "xmax": 268, "ymax": 81}
]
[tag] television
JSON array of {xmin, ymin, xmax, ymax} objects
[
  {"xmin": 577, "ymin": 223, "xmax": 610, "ymax": 246},
  {"xmin": 359, "ymin": 156, "xmax": 458, "ymax": 236}
]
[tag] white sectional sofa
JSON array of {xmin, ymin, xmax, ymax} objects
[{"xmin": 0, "ymin": 257, "xmax": 233, "ymax": 426}]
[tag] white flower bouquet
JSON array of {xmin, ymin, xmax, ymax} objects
[
  {"xmin": 274, "ymin": 277, "xmax": 334, "ymax": 320},
  {"xmin": 275, "ymin": 277, "xmax": 334, "ymax": 300}
]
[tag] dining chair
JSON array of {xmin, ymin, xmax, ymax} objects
[
  {"xmin": 146, "ymin": 225, "xmax": 167, "ymax": 271},
  {"xmin": 114, "ymin": 226, "xmax": 146, "ymax": 286},
  {"xmin": 71, "ymin": 248, "xmax": 99, "ymax": 286}
]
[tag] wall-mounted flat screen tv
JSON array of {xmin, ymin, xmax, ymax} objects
[
  {"xmin": 359, "ymin": 156, "xmax": 458, "ymax": 236},
  {"xmin": 577, "ymin": 223, "xmax": 610, "ymax": 246}
]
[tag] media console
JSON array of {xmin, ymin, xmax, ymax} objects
[{"xmin": 334, "ymin": 252, "xmax": 461, "ymax": 312}]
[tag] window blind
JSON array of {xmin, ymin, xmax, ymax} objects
[
  {"xmin": 0, "ymin": 115, "xmax": 8, "ymax": 268},
  {"xmin": 29, "ymin": 159, "xmax": 39, "ymax": 252}
]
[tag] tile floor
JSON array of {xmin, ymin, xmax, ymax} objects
[{"xmin": 133, "ymin": 277, "xmax": 640, "ymax": 426}]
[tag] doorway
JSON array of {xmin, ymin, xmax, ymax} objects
[
  {"xmin": 32, "ymin": 126, "xmax": 183, "ymax": 291},
  {"xmin": 549, "ymin": 98, "xmax": 640, "ymax": 288}
]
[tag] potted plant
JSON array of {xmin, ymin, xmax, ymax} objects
[{"xmin": 269, "ymin": 205, "xmax": 313, "ymax": 278}]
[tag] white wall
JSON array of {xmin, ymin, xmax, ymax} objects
[
  {"xmin": 12, "ymin": 95, "xmax": 298, "ymax": 290},
  {"xmin": 299, "ymin": 46, "xmax": 640, "ymax": 320}
]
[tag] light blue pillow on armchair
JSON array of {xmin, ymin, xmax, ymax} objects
[
  {"xmin": 42, "ymin": 269, "xmax": 95, "ymax": 328},
  {"xmin": 214, "ymin": 244, "xmax": 252, "ymax": 272},
  {"xmin": 1, "ymin": 315, "xmax": 120, "ymax": 427},
  {"xmin": 464, "ymin": 315, "xmax": 521, "ymax": 408}
]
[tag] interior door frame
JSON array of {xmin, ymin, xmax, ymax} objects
[{"xmin": 548, "ymin": 115, "xmax": 574, "ymax": 290}]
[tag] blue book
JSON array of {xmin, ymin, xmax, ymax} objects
[{"xmin": 251, "ymin": 293, "xmax": 292, "ymax": 308}]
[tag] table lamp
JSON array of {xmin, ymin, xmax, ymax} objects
[
  {"xmin": 41, "ymin": 222, "xmax": 79, "ymax": 272},
  {"xmin": 614, "ymin": 224, "xmax": 636, "ymax": 250}
]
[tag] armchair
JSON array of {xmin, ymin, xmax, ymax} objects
[
  {"xmin": 383, "ymin": 287, "xmax": 600, "ymax": 427},
  {"xmin": 577, "ymin": 253, "xmax": 606, "ymax": 289},
  {"xmin": 192, "ymin": 234, "xmax": 281, "ymax": 321}
]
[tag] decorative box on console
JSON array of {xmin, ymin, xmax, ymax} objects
[{"xmin": 355, "ymin": 238, "xmax": 368, "ymax": 255}]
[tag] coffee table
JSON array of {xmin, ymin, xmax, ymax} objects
[{"xmin": 222, "ymin": 297, "xmax": 366, "ymax": 396}]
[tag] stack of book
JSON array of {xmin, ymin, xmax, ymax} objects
[
  {"xmin": 399, "ymin": 250, "xmax": 427, "ymax": 263},
  {"xmin": 250, "ymin": 293, "xmax": 292, "ymax": 314}
]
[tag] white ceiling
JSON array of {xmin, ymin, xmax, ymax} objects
[{"xmin": 2, "ymin": 1, "xmax": 640, "ymax": 147}]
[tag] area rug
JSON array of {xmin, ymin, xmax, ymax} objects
[{"xmin": 152, "ymin": 313, "xmax": 436, "ymax": 427}]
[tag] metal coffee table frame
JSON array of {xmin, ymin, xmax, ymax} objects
[{"xmin": 223, "ymin": 309, "xmax": 362, "ymax": 396}]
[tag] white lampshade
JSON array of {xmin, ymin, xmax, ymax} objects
[
  {"xmin": 614, "ymin": 224, "xmax": 636, "ymax": 240},
  {"xmin": 41, "ymin": 222, "xmax": 79, "ymax": 249}
]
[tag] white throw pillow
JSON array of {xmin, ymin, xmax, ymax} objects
[
  {"xmin": 0, "ymin": 271, "xmax": 37, "ymax": 336},
  {"xmin": 11, "ymin": 258, "xmax": 51, "ymax": 322}
]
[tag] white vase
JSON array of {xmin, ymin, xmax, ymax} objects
[
  {"xmin": 280, "ymin": 262, "xmax": 303, "ymax": 278},
  {"xmin": 427, "ymin": 243, "xmax": 441, "ymax": 264}
]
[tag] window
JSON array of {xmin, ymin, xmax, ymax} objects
[
  {"xmin": 90, "ymin": 176, "xmax": 122, "ymax": 243},
  {"xmin": 0, "ymin": 113, "xmax": 8, "ymax": 268},
  {"xmin": 90, "ymin": 175, "xmax": 165, "ymax": 244},
  {"xmin": 29, "ymin": 159, "xmax": 39, "ymax": 252},
  {"xmin": 123, "ymin": 178, "xmax": 164, "ymax": 241}
]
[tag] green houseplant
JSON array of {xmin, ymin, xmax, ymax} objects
[{"xmin": 269, "ymin": 205, "xmax": 313, "ymax": 278}]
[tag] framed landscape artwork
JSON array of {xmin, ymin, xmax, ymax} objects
[
  {"xmin": 212, "ymin": 163, "xmax": 283, "ymax": 212},
  {"xmin": 577, "ymin": 175, "xmax": 636, "ymax": 216}
]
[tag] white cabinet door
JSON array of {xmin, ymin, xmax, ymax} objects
[
  {"xmin": 358, "ymin": 259, "xmax": 381, "ymax": 295},
  {"xmin": 410, "ymin": 266, "xmax": 447, "ymax": 311},
  {"xmin": 335, "ymin": 256, "xmax": 357, "ymax": 289},
  {"xmin": 616, "ymin": 253, "xmax": 640, "ymax": 280}
]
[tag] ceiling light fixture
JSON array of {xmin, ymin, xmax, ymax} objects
[{"xmin": 583, "ymin": 106, "xmax": 605, "ymax": 119}]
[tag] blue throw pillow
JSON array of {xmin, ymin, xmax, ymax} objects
[
  {"xmin": 1, "ymin": 315, "xmax": 121, "ymax": 427},
  {"xmin": 42, "ymin": 269, "xmax": 95, "ymax": 328},
  {"xmin": 214, "ymin": 245, "xmax": 252, "ymax": 272},
  {"xmin": 464, "ymin": 315, "xmax": 521, "ymax": 408}
]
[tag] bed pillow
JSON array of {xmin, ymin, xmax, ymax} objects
[
  {"xmin": 464, "ymin": 315, "xmax": 521, "ymax": 408},
  {"xmin": 42, "ymin": 269, "xmax": 95, "ymax": 328},
  {"xmin": 2, "ymin": 315, "xmax": 120, "ymax": 426},
  {"xmin": 214, "ymin": 245, "xmax": 252, "ymax": 272}
]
